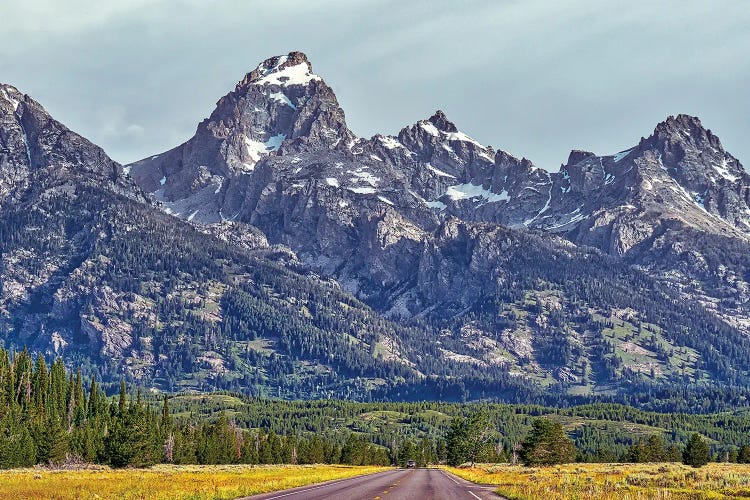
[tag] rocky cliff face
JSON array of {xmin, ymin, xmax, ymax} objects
[
  {"xmin": 0, "ymin": 81, "xmax": 469, "ymax": 399},
  {"xmin": 128, "ymin": 53, "xmax": 750, "ymax": 334},
  {"xmin": 0, "ymin": 83, "xmax": 143, "ymax": 204},
  {"xmin": 3, "ymin": 51, "xmax": 750, "ymax": 401}
]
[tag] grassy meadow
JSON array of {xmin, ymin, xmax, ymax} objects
[
  {"xmin": 0, "ymin": 464, "xmax": 391, "ymax": 500},
  {"xmin": 445, "ymin": 463, "xmax": 750, "ymax": 499}
]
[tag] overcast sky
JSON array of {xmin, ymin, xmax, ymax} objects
[{"xmin": 2, "ymin": 0, "xmax": 748, "ymax": 169}]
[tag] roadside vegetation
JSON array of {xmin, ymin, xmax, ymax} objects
[
  {"xmin": 445, "ymin": 462, "xmax": 750, "ymax": 499},
  {"xmin": 0, "ymin": 464, "xmax": 390, "ymax": 500}
]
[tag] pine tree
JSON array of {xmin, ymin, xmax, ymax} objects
[
  {"xmin": 36, "ymin": 416, "xmax": 69, "ymax": 465},
  {"xmin": 118, "ymin": 380, "xmax": 127, "ymax": 415},
  {"xmin": 87, "ymin": 374, "xmax": 100, "ymax": 418},
  {"xmin": 445, "ymin": 416, "xmax": 469, "ymax": 466},
  {"xmin": 519, "ymin": 418, "xmax": 577, "ymax": 466},
  {"xmin": 683, "ymin": 433, "xmax": 710, "ymax": 468},
  {"xmin": 31, "ymin": 356, "xmax": 48, "ymax": 419},
  {"xmin": 645, "ymin": 435, "xmax": 665, "ymax": 462}
]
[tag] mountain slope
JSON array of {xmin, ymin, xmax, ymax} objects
[
  {"xmin": 129, "ymin": 53, "xmax": 750, "ymax": 328},
  {"xmin": 3, "ymin": 51, "xmax": 750, "ymax": 403},
  {"xmin": 0, "ymin": 82, "xmax": 494, "ymax": 399},
  {"xmin": 124, "ymin": 52, "xmax": 750, "ymax": 399}
]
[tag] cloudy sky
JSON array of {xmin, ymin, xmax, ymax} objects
[{"xmin": 2, "ymin": 0, "xmax": 748, "ymax": 169}]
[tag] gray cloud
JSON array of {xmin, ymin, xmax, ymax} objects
[{"xmin": 1, "ymin": 0, "xmax": 748, "ymax": 169}]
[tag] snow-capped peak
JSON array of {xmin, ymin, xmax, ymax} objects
[
  {"xmin": 248, "ymin": 52, "xmax": 321, "ymax": 87},
  {"xmin": 415, "ymin": 111, "xmax": 488, "ymax": 150}
]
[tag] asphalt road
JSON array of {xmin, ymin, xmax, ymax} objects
[{"xmin": 239, "ymin": 468, "xmax": 501, "ymax": 500}]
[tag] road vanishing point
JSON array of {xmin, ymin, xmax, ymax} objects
[{"xmin": 240, "ymin": 468, "xmax": 501, "ymax": 500}]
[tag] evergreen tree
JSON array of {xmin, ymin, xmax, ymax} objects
[
  {"xmin": 519, "ymin": 418, "xmax": 577, "ymax": 466},
  {"xmin": 683, "ymin": 433, "xmax": 710, "ymax": 468},
  {"xmin": 35, "ymin": 417, "xmax": 69, "ymax": 465},
  {"xmin": 118, "ymin": 380, "xmax": 127, "ymax": 415},
  {"xmin": 645, "ymin": 435, "xmax": 665, "ymax": 462},
  {"xmin": 445, "ymin": 416, "xmax": 469, "ymax": 466}
]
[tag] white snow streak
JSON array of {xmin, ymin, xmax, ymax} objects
[
  {"xmin": 269, "ymin": 91, "xmax": 297, "ymax": 109},
  {"xmin": 713, "ymin": 158, "xmax": 740, "ymax": 182},
  {"xmin": 378, "ymin": 136, "xmax": 403, "ymax": 149},
  {"xmin": 425, "ymin": 163, "xmax": 455, "ymax": 178},
  {"xmin": 613, "ymin": 149, "xmax": 633, "ymax": 162},
  {"xmin": 445, "ymin": 183, "xmax": 509, "ymax": 203},
  {"xmin": 347, "ymin": 186, "xmax": 376, "ymax": 194}
]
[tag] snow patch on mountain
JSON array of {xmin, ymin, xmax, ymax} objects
[
  {"xmin": 613, "ymin": 149, "xmax": 633, "ymax": 162},
  {"xmin": 425, "ymin": 163, "xmax": 455, "ymax": 178},
  {"xmin": 378, "ymin": 136, "xmax": 404, "ymax": 149},
  {"xmin": 714, "ymin": 158, "xmax": 740, "ymax": 182},
  {"xmin": 256, "ymin": 61, "xmax": 321, "ymax": 87},
  {"xmin": 348, "ymin": 186, "xmax": 376, "ymax": 195},
  {"xmin": 348, "ymin": 169, "xmax": 380, "ymax": 186},
  {"xmin": 269, "ymin": 91, "xmax": 296, "ymax": 109},
  {"xmin": 445, "ymin": 183, "xmax": 509, "ymax": 203},
  {"xmin": 0, "ymin": 86, "xmax": 20, "ymax": 111},
  {"xmin": 243, "ymin": 134, "xmax": 286, "ymax": 166},
  {"xmin": 443, "ymin": 131, "xmax": 482, "ymax": 147},
  {"xmin": 419, "ymin": 122, "xmax": 440, "ymax": 137}
]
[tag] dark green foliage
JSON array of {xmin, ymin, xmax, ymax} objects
[
  {"xmin": 519, "ymin": 418, "xmax": 577, "ymax": 466},
  {"xmin": 3, "ymin": 345, "xmax": 750, "ymax": 469},
  {"xmin": 683, "ymin": 433, "xmax": 710, "ymax": 468},
  {"xmin": 445, "ymin": 412, "xmax": 492, "ymax": 466},
  {"xmin": 626, "ymin": 435, "xmax": 669, "ymax": 463},
  {"xmin": 0, "ymin": 347, "xmax": 394, "ymax": 468},
  {"xmin": 341, "ymin": 434, "xmax": 389, "ymax": 466}
]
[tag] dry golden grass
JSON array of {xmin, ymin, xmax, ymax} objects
[
  {"xmin": 0, "ymin": 464, "xmax": 391, "ymax": 500},
  {"xmin": 444, "ymin": 463, "xmax": 750, "ymax": 499}
]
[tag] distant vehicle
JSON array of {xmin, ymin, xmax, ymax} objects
[{"xmin": 406, "ymin": 460, "xmax": 416, "ymax": 468}]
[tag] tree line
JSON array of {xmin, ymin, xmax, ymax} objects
[
  {"xmin": 445, "ymin": 413, "xmax": 715, "ymax": 468},
  {"xmin": 0, "ymin": 348, "xmax": 393, "ymax": 468},
  {"xmin": 0, "ymin": 347, "xmax": 745, "ymax": 469}
]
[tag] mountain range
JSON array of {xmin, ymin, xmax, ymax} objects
[{"xmin": 2, "ymin": 52, "xmax": 749, "ymax": 406}]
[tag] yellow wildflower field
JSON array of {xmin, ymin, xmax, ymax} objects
[
  {"xmin": 444, "ymin": 463, "xmax": 750, "ymax": 499},
  {"xmin": 0, "ymin": 464, "xmax": 390, "ymax": 500}
]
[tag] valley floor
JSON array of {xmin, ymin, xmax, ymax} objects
[
  {"xmin": 0, "ymin": 464, "xmax": 390, "ymax": 500},
  {"xmin": 445, "ymin": 463, "xmax": 750, "ymax": 499},
  {"xmin": 4, "ymin": 463, "xmax": 750, "ymax": 499}
]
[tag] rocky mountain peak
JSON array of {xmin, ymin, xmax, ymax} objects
[
  {"xmin": 565, "ymin": 150, "xmax": 596, "ymax": 167},
  {"xmin": 0, "ymin": 82, "xmax": 144, "ymax": 204},
  {"xmin": 0, "ymin": 84, "xmax": 25, "ymax": 112},
  {"xmin": 425, "ymin": 110, "xmax": 459, "ymax": 133},
  {"xmin": 237, "ymin": 51, "xmax": 320, "ymax": 90},
  {"xmin": 644, "ymin": 114, "xmax": 725, "ymax": 160},
  {"xmin": 653, "ymin": 113, "xmax": 707, "ymax": 137},
  {"xmin": 7, "ymin": 66, "xmax": 750, "ymax": 400},
  {"xmin": 639, "ymin": 114, "xmax": 746, "ymax": 184}
]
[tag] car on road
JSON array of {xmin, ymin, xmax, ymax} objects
[{"xmin": 406, "ymin": 460, "xmax": 416, "ymax": 468}]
